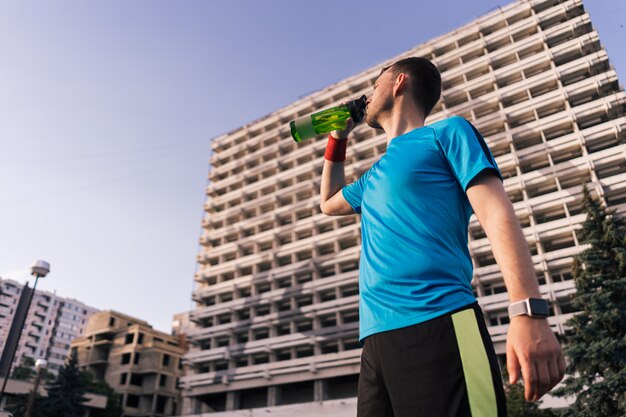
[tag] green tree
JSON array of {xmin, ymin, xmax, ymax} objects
[
  {"xmin": 41, "ymin": 357, "xmax": 88, "ymax": 417},
  {"xmin": 552, "ymin": 184, "xmax": 626, "ymax": 416},
  {"xmin": 5, "ymin": 392, "xmax": 47, "ymax": 417},
  {"xmin": 7, "ymin": 358, "xmax": 53, "ymax": 417},
  {"xmin": 10, "ymin": 357, "xmax": 55, "ymax": 383},
  {"xmin": 82, "ymin": 371, "xmax": 123, "ymax": 417},
  {"xmin": 501, "ymin": 368, "xmax": 559, "ymax": 417},
  {"xmin": 11, "ymin": 357, "xmax": 35, "ymax": 381}
]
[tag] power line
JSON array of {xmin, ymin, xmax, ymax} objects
[
  {"xmin": 2, "ymin": 138, "xmax": 208, "ymax": 166},
  {"xmin": 0, "ymin": 152, "xmax": 203, "ymax": 207}
]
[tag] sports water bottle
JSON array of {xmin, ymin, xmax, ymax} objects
[{"xmin": 289, "ymin": 95, "xmax": 367, "ymax": 142}]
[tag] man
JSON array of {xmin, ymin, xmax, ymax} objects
[{"xmin": 319, "ymin": 57, "xmax": 565, "ymax": 417}]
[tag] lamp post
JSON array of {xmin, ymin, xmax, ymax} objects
[
  {"xmin": 24, "ymin": 359, "xmax": 47, "ymax": 417},
  {"xmin": 0, "ymin": 261, "xmax": 50, "ymax": 409}
]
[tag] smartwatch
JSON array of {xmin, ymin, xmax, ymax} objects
[{"xmin": 508, "ymin": 297, "xmax": 549, "ymax": 319}]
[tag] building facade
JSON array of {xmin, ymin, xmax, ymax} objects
[
  {"xmin": 71, "ymin": 310, "xmax": 185, "ymax": 417},
  {"xmin": 0, "ymin": 277, "xmax": 99, "ymax": 374},
  {"xmin": 182, "ymin": 0, "xmax": 625, "ymax": 413}
]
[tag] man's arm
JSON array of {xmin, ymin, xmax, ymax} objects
[
  {"xmin": 320, "ymin": 122, "xmax": 357, "ymax": 216},
  {"xmin": 320, "ymin": 158, "xmax": 354, "ymax": 215},
  {"xmin": 466, "ymin": 170, "xmax": 566, "ymax": 401}
]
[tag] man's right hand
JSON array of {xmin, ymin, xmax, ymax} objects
[{"xmin": 330, "ymin": 118, "xmax": 355, "ymax": 140}]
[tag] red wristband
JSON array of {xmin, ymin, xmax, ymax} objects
[{"xmin": 324, "ymin": 134, "xmax": 347, "ymax": 162}]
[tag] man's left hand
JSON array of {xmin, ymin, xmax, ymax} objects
[{"xmin": 506, "ymin": 316, "xmax": 566, "ymax": 401}]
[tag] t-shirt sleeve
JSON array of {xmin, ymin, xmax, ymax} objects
[
  {"xmin": 436, "ymin": 116, "xmax": 503, "ymax": 192},
  {"xmin": 341, "ymin": 170, "xmax": 369, "ymax": 214}
]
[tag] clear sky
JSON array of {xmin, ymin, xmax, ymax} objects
[{"xmin": 1, "ymin": 0, "xmax": 624, "ymax": 333}]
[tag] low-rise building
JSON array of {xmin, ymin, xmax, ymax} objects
[{"xmin": 71, "ymin": 310, "xmax": 185, "ymax": 416}]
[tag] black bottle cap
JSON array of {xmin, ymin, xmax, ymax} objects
[{"xmin": 347, "ymin": 95, "xmax": 367, "ymax": 123}]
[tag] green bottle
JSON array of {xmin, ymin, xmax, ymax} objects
[{"xmin": 289, "ymin": 95, "xmax": 367, "ymax": 143}]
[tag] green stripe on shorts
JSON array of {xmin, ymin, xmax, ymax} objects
[{"xmin": 451, "ymin": 308, "xmax": 497, "ymax": 417}]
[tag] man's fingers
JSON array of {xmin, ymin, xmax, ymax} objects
[
  {"xmin": 548, "ymin": 357, "xmax": 561, "ymax": 392},
  {"xmin": 331, "ymin": 118, "xmax": 355, "ymax": 140},
  {"xmin": 521, "ymin": 359, "xmax": 536, "ymax": 401},
  {"xmin": 557, "ymin": 352, "xmax": 566, "ymax": 381},
  {"xmin": 534, "ymin": 360, "xmax": 551, "ymax": 400},
  {"xmin": 506, "ymin": 344, "xmax": 520, "ymax": 384}
]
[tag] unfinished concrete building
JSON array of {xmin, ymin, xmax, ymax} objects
[
  {"xmin": 182, "ymin": 0, "xmax": 625, "ymax": 413},
  {"xmin": 71, "ymin": 310, "xmax": 185, "ymax": 416}
]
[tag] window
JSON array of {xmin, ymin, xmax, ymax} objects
[
  {"xmin": 124, "ymin": 334, "xmax": 134, "ymax": 345},
  {"xmin": 321, "ymin": 342, "xmax": 339, "ymax": 354},
  {"xmin": 252, "ymin": 354, "xmax": 269, "ymax": 365},
  {"xmin": 319, "ymin": 289, "xmax": 336, "ymax": 302},
  {"xmin": 156, "ymin": 395, "xmax": 168, "ymax": 414},
  {"xmin": 254, "ymin": 329, "xmax": 269, "ymax": 340},
  {"xmin": 121, "ymin": 353, "xmax": 131, "ymax": 365},
  {"xmin": 256, "ymin": 305, "xmax": 271, "ymax": 316},
  {"xmin": 129, "ymin": 373, "xmax": 143, "ymax": 387},
  {"xmin": 277, "ymin": 323, "xmax": 291, "ymax": 336},
  {"xmin": 296, "ymin": 295, "xmax": 313, "ymax": 308},
  {"xmin": 340, "ymin": 285, "xmax": 358, "ymax": 297},
  {"xmin": 160, "ymin": 374, "xmax": 167, "ymax": 387},
  {"xmin": 126, "ymin": 394, "xmax": 140, "ymax": 408},
  {"xmin": 162, "ymin": 354, "xmax": 171, "ymax": 367},
  {"xmin": 276, "ymin": 349, "xmax": 291, "ymax": 361},
  {"xmin": 119, "ymin": 372, "xmax": 127, "ymax": 385},
  {"xmin": 320, "ymin": 314, "xmax": 337, "ymax": 328},
  {"xmin": 341, "ymin": 311, "xmax": 359, "ymax": 324},
  {"xmin": 137, "ymin": 333, "xmax": 144, "ymax": 344},
  {"xmin": 133, "ymin": 352, "xmax": 140, "ymax": 365},
  {"xmin": 296, "ymin": 320, "xmax": 313, "ymax": 332},
  {"xmin": 343, "ymin": 338, "xmax": 361, "ymax": 350},
  {"xmin": 295, "ymin": 347, "xmax": 314, "ymax": 358}
]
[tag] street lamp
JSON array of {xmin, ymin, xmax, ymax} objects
[
  {"xmin": 0, "ymin": 261, "xmax": 50, "ymax": 408},
  {"xmin": 24, "ymin": 359, "xmax": 47, "ymax": 417}
]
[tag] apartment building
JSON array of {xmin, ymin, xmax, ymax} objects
[
  {"xmin": 71, "ymin": 310, "xmax": 185, "ymax": 417},
  {"xmin": 0, "ymin": 277, "xmax": 99, "ymax": 374},
  {"xmin": 182, "ymin": 0, "xmax": 625, "ymax": 413}
]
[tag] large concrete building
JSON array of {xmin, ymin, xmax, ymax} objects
[
  {"xmin": 0, "ymin": 277, "xmax": 99, "ymax": 374},
  {"xmin": 181, "ymin": 0, "xmax": 625, "ymax": 414},
  {"xmin": 70, "ymin": 310, "xmax": 185, "ymax": 417}
]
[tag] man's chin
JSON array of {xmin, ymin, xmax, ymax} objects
[{"xmin": 365, "ymin": 116, "xmax": 382, "ymax": 130}]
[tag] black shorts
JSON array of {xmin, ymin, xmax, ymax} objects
[{"xmin": 357, "ymin": 302, "xmax": 507, "ymax": 417}]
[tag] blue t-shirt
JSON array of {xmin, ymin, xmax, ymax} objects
[{"xmin": 342, "ymin": 116, "xmax": 503, "ymax": 343}]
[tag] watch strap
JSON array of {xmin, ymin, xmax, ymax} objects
[{"xmin": 508, "ymin": 298, "xmax": 549, "ymax": 318}]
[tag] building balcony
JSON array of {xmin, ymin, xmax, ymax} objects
[
  {"xmin": 474, "ymin": 244, "xmax": 582, "ymax": 280},
  {"xmin": 189, "ymin": 295, "xmax": 359, "ymax": 341},
  {"xmin": 192, "ymin": 264, "xmax": 356, "ymax": 305},
  {"xmin": 181, "ymin": 347, "xmax": 361, "ymax": 390},
  {"xmin": 478, "ymin": 280, "xmax": 576, "ymax": 314}
]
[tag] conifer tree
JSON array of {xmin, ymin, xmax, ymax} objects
[
  {"xmin": 553, "ymin": 184, "xmax": 626, "ymax": 416},
  {"xmin": 41, "ymin": 357, "xmax": 88, "ymax": 417},
  {"xmin": 83, "ymin": 371, "xmax": 123, "ymax": 417},
  {"xmin": 501, "ymin": 368, "xmax": 559, "ymax": 416}
]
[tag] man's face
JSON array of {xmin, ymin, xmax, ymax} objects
[{"xmin": 365, "ymin": 69, "xmax": 395, "ymax": 130}]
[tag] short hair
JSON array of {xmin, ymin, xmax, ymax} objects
[{"xmin": 381, "ymin": 57, "xmax": 441, "ymax": 117}]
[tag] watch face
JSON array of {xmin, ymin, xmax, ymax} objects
[{"xmin": 529, "ymin": 298, "xmax": 549, "ymax": 316}]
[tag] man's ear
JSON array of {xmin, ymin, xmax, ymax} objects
[{"xmin": 393, "ymin": 73, "xmax": 407, "ymax": 97}]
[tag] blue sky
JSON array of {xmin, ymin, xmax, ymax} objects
[{"xmin": 1, "ymin": 0, "xmax": 624, "ymax": 333}]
